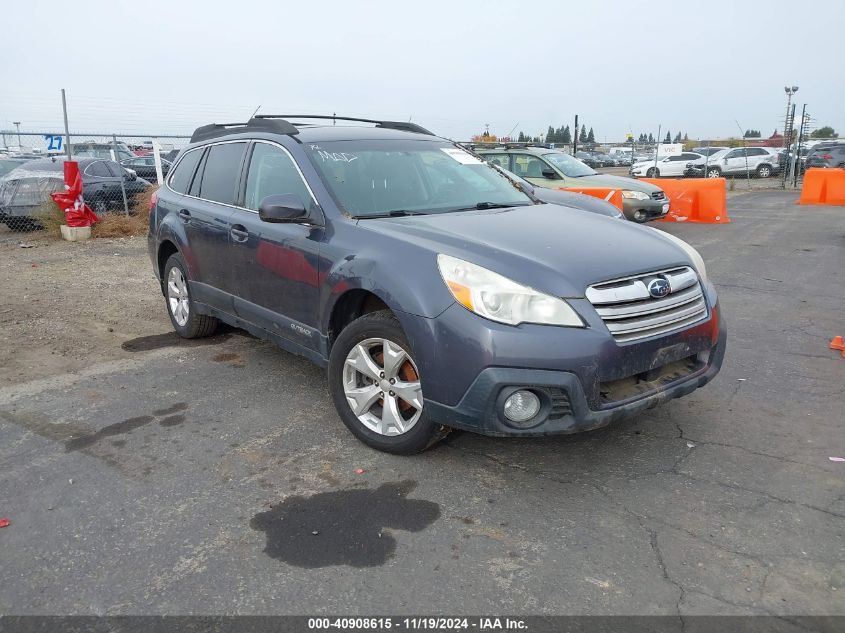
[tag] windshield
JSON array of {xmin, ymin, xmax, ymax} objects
[
  {"xmin": 544, "ymin": 152, "xmax": 597, "ymax": 177},
  {"xmin": 305, "ymin": 140, "xmax": 531, "ymax": 217}
]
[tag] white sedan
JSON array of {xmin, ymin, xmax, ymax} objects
[{"xmin": 629, "ymin": 152, "xmax": 705, "ymax": 178}]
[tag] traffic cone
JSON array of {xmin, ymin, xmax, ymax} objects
[{"xmin": 831, "ymin": 336, "xmax": 845, "ymax": 357}]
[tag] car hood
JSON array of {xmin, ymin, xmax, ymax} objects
[
  {"xmin": 564, "ymin": 173, "xmax": 663, "ymax": 193},
  {"xmin": 359, "ymin": 204, "xmax": 691, "ymax": 298}
]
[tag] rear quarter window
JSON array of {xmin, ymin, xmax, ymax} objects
[{"xmin": 168, "ymin": 149, "xmax": 203, "ymax": 194}]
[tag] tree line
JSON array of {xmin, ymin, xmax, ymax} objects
[{"xmin": 512, "ymin": 126, "xmax": 691, "ymax": 145}]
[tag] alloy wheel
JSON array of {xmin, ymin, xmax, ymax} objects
[
  {"xmin": 342, "ymin": 338, "xmax": 422, "ymax": 436},
  {"xmin": 167, "ymin": 266, "xmax": 190, "ymax": 327}
]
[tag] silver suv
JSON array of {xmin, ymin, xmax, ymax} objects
[{"xmin": 686, "ymin": 147, "xmax": 780, "ymax": 178}]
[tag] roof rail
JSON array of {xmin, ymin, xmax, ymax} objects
[
  {"xmin": 190, "ymin": 117, "xmax": 299, "ymax": 143},
  {"xmin": 255, "ymin": 114, "xmax": 434, "ymax": 136}
]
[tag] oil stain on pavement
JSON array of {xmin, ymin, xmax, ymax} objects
[
  {"xmin": 64, "ymin": 403, "xmax": 188, "ymax": 451},
  {"xmin": 250, "ymin": 480, "xmax": 440, "ymax": 568}
]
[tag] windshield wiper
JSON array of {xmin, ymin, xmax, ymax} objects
[
  {"xmin": 355, "ymin": 210, "xmax": 429, "ymax": 219},
  {"xmin": 450, "ymin": 201, "xmax": 522, "ymax": 212}
]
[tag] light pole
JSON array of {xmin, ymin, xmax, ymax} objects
[
  {"xmin": 13, "ymin": 121, "xmax": 21, "ymax": 149},
  {"xmin": 783, "ymin": 86, "xmax": 798, "ymax": 145}
]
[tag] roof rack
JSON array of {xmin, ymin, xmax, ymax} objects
[
  {"xmin": 255, "ymin": 114, "xmax": 434, "ymax": 136},
  {"xmin": 460, "ymin": 141, "xmax": 555, "ymax": 151},
  {"xmin": 190, "ymin": 117, "xmax": 299, "ymax": 143}
]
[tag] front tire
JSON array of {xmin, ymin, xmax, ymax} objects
[
  {"xmin": 328, "ymin": 310, "xmax": 449, "ymax": 454},
  {"xmin": 757, "ymin": 164, "xmax": 772, "ymax": 178},
  {"xmin": 646, "ymin": 167, "xmax": 659, "ymax": 178},
  {"xmin": 163, "ymin": 253, "xmax": 218, "ymax": 339},
  {"xmin": 706, "ymin": 167, "xmax": 721, "ymax": 178}
]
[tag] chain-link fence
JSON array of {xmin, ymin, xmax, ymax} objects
[{"xmin": 0, "ymin": 131, "xmax": 191, "ymax": 229}]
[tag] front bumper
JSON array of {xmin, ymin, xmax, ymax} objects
[
  {"xmin": 621, "ymin": 196, "xmax": 669, "ymax": 222},
  {"xmin": 403, "ymin": 288, "xmax": 726, "ymax": 437}
]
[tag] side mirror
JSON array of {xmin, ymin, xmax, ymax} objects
[
  {"xmin": 124, "ymin": 169, "xmax": 137, "ymax": 181},
  {"xmin": 258, "ymin": 194, "xmax": 309, "ymax": 223},
  {"xmin": 541, "ymin": 167, "xmax": 558, "ymax": 179}
]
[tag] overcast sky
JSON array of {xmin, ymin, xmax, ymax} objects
[{"xmin": 1, "ymin": 0, "xmax": 842, "ymax": 143}]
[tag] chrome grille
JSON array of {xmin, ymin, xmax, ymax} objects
[
  {"xmin": 651, "ymin": 191, "xmax": 666, "ymax": 200},
  {"xmin": 586, "ymin": 267, "xmax": 707, "ymax": 343}
]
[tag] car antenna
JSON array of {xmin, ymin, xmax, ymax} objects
[{"xmin": 251, "ymin": 105, "xmax": 262, "ymax": 118}]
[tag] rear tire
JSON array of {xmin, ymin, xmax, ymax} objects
[
  {"xmin": 328, "ymin": 310, "xmax": 450, "ymax": 454},
  {"xmin": 756, "ymin": 164, "xmax": 772, "ymax": 178},
  {"xmin": 163, "ymin": 253, "xmax": 218, "ymax": 339}
]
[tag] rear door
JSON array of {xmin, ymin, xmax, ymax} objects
[
  {"xmin": 180, "ymin": 141, "xmax": 248, "ymax": 310},
  {"xmin": 227, "ymin": 140, "xmax": 324, "ymax": 351}
]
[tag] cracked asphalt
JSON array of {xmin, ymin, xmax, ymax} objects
[{"xmin": 0, "ymin": 190, "xmax": 842, "ymax": 618}]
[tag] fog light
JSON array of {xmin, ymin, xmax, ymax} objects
[{"xmin": 503, "ymin": 390, "xmax": 541, "ymax": 423}]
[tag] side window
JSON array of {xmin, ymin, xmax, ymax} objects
[
  {"xmin": 198, "ymin": 143, "xmax": 247, "ymax": 205},
  {"xmin": 746, "ymin": 148, "xmax": 764, "ymax": 157},
  {"xmin": 244, "ymin": 143, "xmax": 312, "ymax": 211},
  {"xmin": 105, "ymin": 161, "xmax": 125, "ymax": 177},
  {"xmin": 168, "ymin": 149, "xmax": 203, "ymax": 194},
  {"xmin": 667, "ymin": 155, "xmax": 686, "ymax": 161},
  {"xmin": 512, "ymin": 154, "xmax": 550, "ymax": 178},
  {"xmin": 724, "ymin": 150, "xmax": 741, "ymax": 159},
  {"xmin": 86, "ymin": 161, "xmax": 111, "ymax": 177},
  {"xmin": 483, "ymin": 153, "xmax": 510, "ymax": 170}
]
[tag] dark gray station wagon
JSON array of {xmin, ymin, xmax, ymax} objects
[{"xmin": 148, "ymin": 115, "xmax": 726, "ymax": 454}]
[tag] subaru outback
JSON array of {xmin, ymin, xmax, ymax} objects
[{"xmin": 148, "ymin": 115, "xmax": 726, "ymax": 454}]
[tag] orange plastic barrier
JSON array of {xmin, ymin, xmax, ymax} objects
[
  {"xmin": 560, "ymin": 187, "xmax": 623, "ymax": 210},
  {"xmin": 641, "ymin": 177, "xmax": 728, "ymax": 223},
  {"xmin": 799, "ymin": 168, "xmax": 845, "ymax": 205}
]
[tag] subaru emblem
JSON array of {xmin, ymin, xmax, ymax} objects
[{"xmin": 647, "ymin": 278, "xmax": 671, "ymax": 298}]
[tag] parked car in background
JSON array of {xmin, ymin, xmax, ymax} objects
[
  {"xmin": 574, "ymin": 151, "xmax": 599, "ymax": 168},
  {"xmin": 148, "ymin": 115, "xmax": 724, "ymax": 454},
  {"xmin": 121, "ymin": 155, "xmax": 172, "ymax": 181},
  {"xmin": 804, "ymin": 143, "xmax": 845, "ymax": 169},
  {"xmin": 490, "ymin": 164, "xmax": 625, "ymax": 220},
  {"xmin": 477, "ymin": 146, "xmax": 669, "ymax": 222},
  {"xmin": 0, "ymin": 157, "xmax": 29, "ymax": 178},
  {"xmin": 685, "ymin": 147, "xmax": 780, "ymax": 178},
  {"xmin": 71, "ymin": 142, "xmax": 135, "ymax": 162},
  {"xmin": 692, "ymin": 146, "xmax": 729, "ymax": 157},
  {"xmin": 0, "ymin": 156, "xmax": 149, "ymax": 228},
  {"xmin": 630, "ymin": 152, "xmax": 704, "ymax": 178}
]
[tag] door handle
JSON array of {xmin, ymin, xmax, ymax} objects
[
  {"xmin": 230, "ymin": 224, "xmax": 249, "ymax": 243},
  {"xmin": 178, "ymin": 209, "xmax": 191, "ymax": 221}
]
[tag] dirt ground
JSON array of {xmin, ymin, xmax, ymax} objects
[{"xmin": 0, "ymin": 226, "xmax": 167, "ymax": 385}]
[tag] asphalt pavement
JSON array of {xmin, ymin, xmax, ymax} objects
[{"xmin": 0, "ymin": 190, "xmax": 842, "ymax": 619}]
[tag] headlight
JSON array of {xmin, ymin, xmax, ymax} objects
[
  {"xmin": 621, "ymin": 190, "xmax": 650, "ymax": 200},
  {"xmin": 437, "ymin": 254, "xmax": 584, "ymax": 327},
  {"xmin": 652, "ymin": 230, "xmax": 708, "ymax": 283}
]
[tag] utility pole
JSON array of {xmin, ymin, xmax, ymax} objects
[
  {"xmin": 572, "ymin": 114, "xmax": 579, "ymax": 156},
  {"xmin": 653, "ymin": 125, "xmax": 661, "ymax": 177},
  {"xmin": 62, "ymin": 88, "xmax": 73, "ymax": 159},
  {"xmin": 13, "ymin": 121, "xmax": 21, "ymax": 149}
]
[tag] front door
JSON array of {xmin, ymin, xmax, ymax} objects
[
  {"xmin": 228, "ymin": 141, "xmax": 323, "ymax": 353},
  {"xmin": 512, "ymin": 153, "xmax": 563, "ymax": 188}
]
